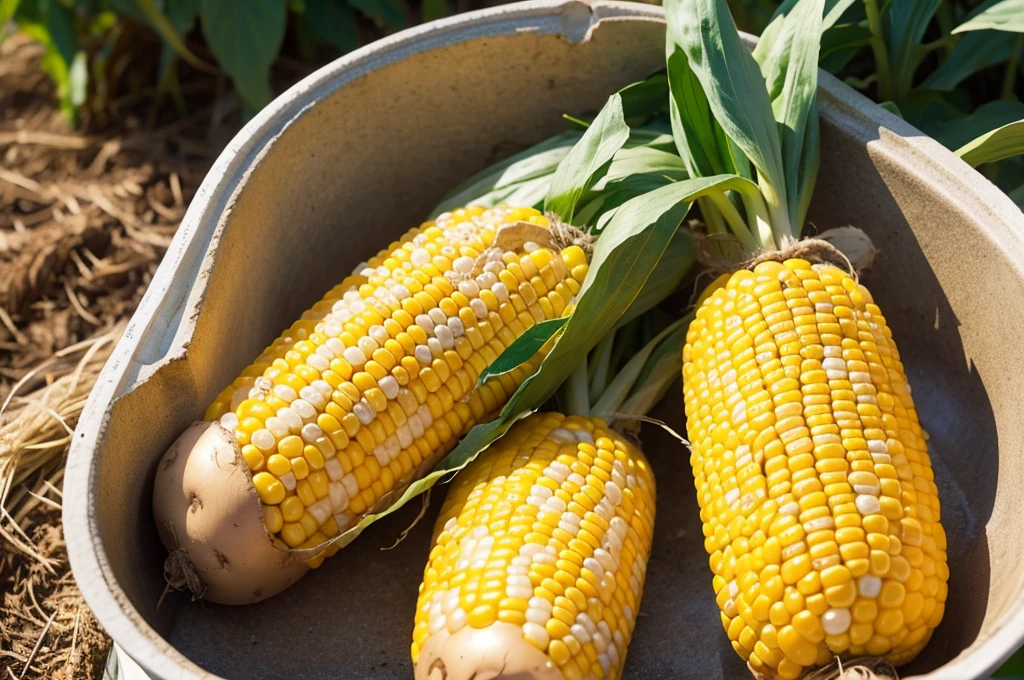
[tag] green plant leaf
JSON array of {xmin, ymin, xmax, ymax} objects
[
  {"xmin": 1, "ymin": 0, "xmax": 21, "ymax": 22},
  {"xmin": 920, "ymin": 30, "xmax": 1016, "ymax": 90},
  {"xmin": 956, "ymin": 118, "xmax": 1024, "ymax": 166},
  {"xmin": 619, "ymin": 71, "xmax": 670, "ymax": 120},
  {"xmin": 615, "ymin": 232, "xmax": 695, "ymax": 328},
  {"xmin": 431, "ymin": 132, "xmax": 581, "ymax": 216},
  {"xmin": 666, "ymin": 46, "xmax": 728, "ymax": 178},
  {"xmin": 929, "ymin": 99, "xmax": 1024, "ymax": 150},
  {"xmin": 618, "ymin": 314, "xmax": 692, "ymax": 418},
  {"xmin": 134, "ymin": 0, "xmax": 213, "ymax": 72},
  {"xmin": 15, "ymin": 0, "xmax": 80, "ymax": 121},
  {"xmin": 665, "ymin": 0, "xmax": 790, "ymax": 239},
  {"xmin": 305, "ymin": 0, "xmax": 358, "ymax": 53},
  {"xmin": 884, "ymin": 0, "xmax": 942, "ymax": 101},
  {"xmin": 819, "ymin": 20, "xmax": 872, "ymax": 73},
  {"xmin": 954, "ymin": 0, "xmax": 1024, "ymax": 34},
  {"xmin": 592, "ymin": 314, "xmax": 689, "ymax": 417},
  {"xmin": 544, "ymin": 93, "xmax": 630, "ymax": 222},
  {"xmin": 756, "ymin": 0, "xmax": 853, "ymax": 98},
  {"xmin": 346, "ymin": 0, "xmax": 405, "ymax": 30},
  {"xmin": 477, "ymin": 318, "xmax": 567, "ymax": 387},
  {"xmin": 200, "ymin": 0, "xmax": 287, "ymax": 110},
  {"xmin": 420, "ymin": 0, "xmax": 448, "ymax": 22},
  {"xmin": 334, "ymin": 173, "xmax": 749, "ymax": 543},
  {"xmin": 765, "ymin": 0, "xmax": 824, "ymax": 230},
  {"xmin": 166, "ymin": 0, "xmax": 200, "ymax": 32}
]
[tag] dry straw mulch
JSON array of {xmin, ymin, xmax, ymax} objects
[{"xmin": 0, "ymin": 33, "xmax": 237, "ymax": 679}]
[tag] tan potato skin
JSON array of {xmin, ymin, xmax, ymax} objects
[
  {"xmin": 152, "ymin": 421, "xmax": 311, "ymax": 604},
  {"xmin": 414, "ymin": 622, "xmax": 562, "ymax": 680}
]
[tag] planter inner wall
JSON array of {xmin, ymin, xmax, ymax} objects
[{"xmin": 78, "ymin": 5, "xmax": 1023, "ymax": 679}]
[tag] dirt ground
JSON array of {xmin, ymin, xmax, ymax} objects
[{"xmin": 0, "ymin": 33, "xmax": 257, "ymax": 678}]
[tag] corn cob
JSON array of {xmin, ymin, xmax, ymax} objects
[
  {"xmin": 411, "ymin": 413, "xmax": 656, "ymax": 680},
  {"xmin": 682, "ymin": 259, "xmax": 949, "ymax": 679},
  {"xmin": 153, "ymin": 206, "xmax": 590, "ymax": 603}
]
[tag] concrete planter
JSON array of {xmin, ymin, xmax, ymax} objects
[{"xmin": 63, "ymin": 1, "xmax": 1024, "ymax": 678}]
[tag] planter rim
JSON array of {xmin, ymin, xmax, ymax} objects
[{"xmin": 62, "ymin": 2, "xmax": 1024, "ymax": 678}]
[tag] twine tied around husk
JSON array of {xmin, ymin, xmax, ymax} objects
[
  {"xmin": 749, "ymin": 656, "xmax": 899, "ymax": 680},
  {"xmin": 696, "ymin": 233, "xmax": 858, "ymax": 280},
  {"xmin": 494, "ymin": 214, "xmax": 595, "ymax": 261}
]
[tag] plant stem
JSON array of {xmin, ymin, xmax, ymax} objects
[
  {"xmin": 863, "ymin": 0, "xmax": 894, "ymax": 102},
  {"xmin": 758, "ymin": 178, "xmax": 792, "ymax": 247},
  {"xmin": 700, "ymin": 197, "xmax": 728, "ymax": 235},
  {"xmin": 920, "ymin": 34, "xmax": 956, "ymax": 55},
  {"xmin": 740, "ymin": 193, "xmax": 775, "ymax": 251},
  {"xmin": 588, "ymin": 333, "xmax": 616, "ymax": 398},
  {"xmin": 1003, "ymin": 35, "xmax": 1023, "ymax": 100},
  {"xmin": 707, "ymin": 191, "xmax": 758, "ymax": 253},
  {"xmin": 563, "ymin": 360, "xmax": 591, "ymax": 416}
]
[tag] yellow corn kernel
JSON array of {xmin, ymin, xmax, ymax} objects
[
  {"xmin": 683, "ymin": 261, "xmax": 948, "ymax": 677},
  {"xmin": 411, "ymin": 412, "xmax": 655, "ymax": 679}
]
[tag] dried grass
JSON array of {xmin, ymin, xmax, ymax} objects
[{"xmin": 0, "ymin": 33, "xmax": 231, "ymax": 679}]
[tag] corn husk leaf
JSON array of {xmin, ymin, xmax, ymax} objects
[
  {"xmin": 432, "ymin": 131, "xmax": 582, "ymax": 216},
  {"xmin": 591, "ymin": 314, "xmax": 690, "ymax": 417},
  {"xmin": 476, "ymin": 318, "xmax": 567, "ymax": 387},
  {"xmin": 545, "ymin": 94, "xmax": 631, "ymax": 221},
  {"xmin": 754, "ymin": 0, "xmax": 824, "ymax": 230},
  {"xmin": 665, "ymin": 0, "xmax": 788, "ymax": 234}
]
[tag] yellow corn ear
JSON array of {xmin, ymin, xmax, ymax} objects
[
  {"xmin": 204, "ymin": 206, "xmax": 589, "ymax": 564},
  {"xmin": 412, "ymin": 412, "xmax": 656, "ymax": 680},
  {"xmin": 682, "ymin": 259, "xmax": 948, "ymax": 679}
]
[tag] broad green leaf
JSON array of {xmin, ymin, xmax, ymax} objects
[
  {"xmin": 200, "ymin": 0, "xmax": 287, "ymax": 110},
  {"xmin": 347, "ymin": 0, "xmax": 405, "ymax": 30},
  {"xmin": 615, "ymin": 232, "xmax": 696, "ymax": 328},
  {"xmin": 957, "ymin": 119, "xmax": 1024, "ymax": 166},
  {"xmin": 306, "ymin": 0, "xmax": 358, "ymax": 53},
  {"xmin": 477, "ymin": 318, "xmax": 567, "ymax": 386},
  {"xmin": 16, "ymin": 0, "xmax": 79, "ymax": 120},
  {"xmin": 135, "ymin": 0, "xmax": 214, "ymax": 72},
  {"xmin": 166, "ymin": 0, "xmax": 200, "ymax": 34},
  {"xmin": 431, "ymin": 132, "xmax": 581, "ymax": 216},
  {"xmin": 884, "ymin": 0, "xmax": 942, "ymax": 100},
  {"xmin": 768, "ymin": 0, "xmax": 824, "ymax": 230},
  {"xmin": 420, "ymin": 0, "xmax": 448, "ymax": 22},
  {"xmin": 921, "ymin": 31, "xmax": 1016, "ymax": 90},
  {"xmin": 666, "ymin": 46, "xmax": 729, "ymax": 178},
  {"xmin": 619, "ymin": 71, "xmax": 670, "ymax": 120},
  {"xmin": 666, "ymin": 0, "xmax": 790, "ymax": 237},
  {"xmin": 898, "ymin": 89, "xmax": 966, "ymax": 134},
  {"xmin": 756, "ymin": 0, "xmax": 854, "ymax": 99},
  {"xmin": 954, "ymin": 0, "xmax": 1024, "ymax": 34},
  {"xmin": 545, "ymin": 93, "xmax": 630, "ymax": 222},
  {"xmin": 819, "ymin": 20, "xmax": 872, "ymax": 74},
  {"xmin": 594, "ymin": 146, "xmax": 688, "ymax": 187},
  {"xmin": 335, "ymin": 174, "xmax": 750, "ymax": 541},
  {"xmin": 929, "ymin": 99, "xmax": 1024, "ymax": 151},
  {"xmin": 1, "ymin": 0, "xmax": 20, "ymax": 21}
]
